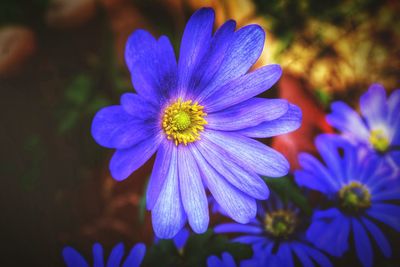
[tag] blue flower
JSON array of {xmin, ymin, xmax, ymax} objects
[
  {"xmin": 215, "ymin": 194, "xmax": 332, "ymax": 267},
  {"xmin": 327, "ymin": 84, "xmax": 400, "ymax": 173},
  {"xmin": 207, "ymin": 252, "xmax": 237, "ymax": 267},
  {"xmin": 62, "ymin": 243, "xmax": 145, "ymax": 267},
  {"xmin": 91, "ymin": 8, "xmax": 301, "ymax": 238},
  {"xmin": 295, "ymin": 134, "xmax": 400, "ymax": 267}
]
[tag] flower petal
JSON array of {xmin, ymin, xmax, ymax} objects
[
  {"xmin": 222, "ymin": 252, "xmax": 236, "ymax": 267},
  {"xmin": 191, "ymin": 146, "xmax": 256, "ymax": 223},
  {"xmin": 109, "ymin": 135, "xmax": 162, "ymax": 181},
  {"xmin": 361, "ymin": 217, "xmax": 391, "ymax": 258},
  {"xmin": 178, "ymin": 146, "xmax": 209, "ymax": 233},
  {"xmin": 238, "ymin": 103, "xmax": 302, "ymax": 138},
  {"xmin": 201, "ymin": 64, "xmax": 282, "ymax": 112},
  {"xmin": 352, "ymin": 218, "xmax": 373, "ymax": 267},
  {"xmin": 178, "ymin": 8, "xmax": 214, "ymax": 97},
  {"xmin": 214, "ymin": 223, "xmax": 262, "ymax": 234},
  {"xmin": 301, "ymin": 244, "xmax": 333, "ymax": 267},
  {"xmin": 366, "ymin": 203, "xmax": 400, "ymax": 231},
  {"xmin": 206, "ymin": 98, "xmax": 288, "ymax": 131},
  {"xmin": 122, "ymin": 243, "xmax": 146, "ymax": 267},
  {"xmin": 291, "ymin": 243, "xmax": 315, "ymax": 267},
  {"xmin": 146, "ymin": 141, "xmax": 173, "ymax": 210},
  {"xmin": 92, "ymin": 243, "xmax": 104, "ymax": 267},
  {"xmin": 106, "ymin": 243, "xmax": 124, "ymax": 267},
  {"xmin": 196, "ymin": 25, "xmax": 266, "ymax": 104},
  {"xmin": 277, "ymin": 243, "xmax": 294, "ymax": 267},
  {"xmin": 151, "ymin": 146, "xmax": 186, "ymax": 238},
  {"xmin": 203, "ymin": 130, "xmax": 289, "ymax": 177},
  {"xmin": 62, "ymin": 247, "xmax": 89, "ymax": 267},
  {"xmin": 120, "ymin": 93, "xmax": 157, "ymax": 119},
  {"xmin": 360, "ymin": 83, "xmax": 388, "ymax": 129},
  {"xmin": 207, "ymin": 255, "xmax": 223, "ymax": 267},
  {"xmin": 91, "ymin": 106, "xmax": 154, "ymax": 149},
  {"xmin": 125, "ymin": 30, "xmax": 177, "ymax": 104},
  {"xmin": 326, "ymin": 101, "xmax": 369, "ymax": 141},
  {"xmin": 196, "ymin": 138, "xmax": 269, "ymax": 199}
]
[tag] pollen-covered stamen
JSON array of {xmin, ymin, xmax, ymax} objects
[
  {"xmin": 162, "ymin": 98, "xmax": 207, "ymax": 146},
  {"xmin": 339, "ymin": 181, "xmax": 371, "ymax": 212},
  {"xmin": 369, "ymin": 129, "xmax": 389, "ymax": 152},
  {"xmin": 264, "ymin": 210, "xmax": 297, "ymax": 239}
]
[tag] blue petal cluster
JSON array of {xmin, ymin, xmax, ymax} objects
[
  {"xmin": 215, "ymin": 194, "xmax": 332, "ymax": 267},
  {"xmin": 62, "ymin": 243, "xmax": 145, "ymax": 267},
  {"xmin": 207, "ymin": 252, "xmax": 237, "ymax": 267},
  {"xmin": 327, "ymin": 84, "xmax": 400, "ymax": 175},
  {"xmin": 295, "ymin": 134, "xmax": 400, "ymax": 267},
  {"xmin": 91, "ymin": 7, "xmax": 301, "ymax": 238}
]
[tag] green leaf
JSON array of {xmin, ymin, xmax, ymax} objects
[{"xmin": 65, "ymin": 75, "xmax": 92, "ymax": 106}]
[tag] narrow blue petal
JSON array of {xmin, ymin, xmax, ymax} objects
[
  {"xmin": 106, "ymin": 243, "xmax": 124, "ymax": 267},
  {"xmin": 201, "ymin": 64, "xmax": 282, "ymax": 112},
  {"xmin": 196, "ymin": 25, "xmax": 266, "ymax": 104},
  {"xmin": 196, "ymin": 139, "xmax": 269, "ymax": 200},
  {"xmin": 326, "ymin": 101, "xmax": 369, "ymax": 140},
  {"xmin": 222, "ymin": 252, "xmax": 236, "ymax": 267},
  {"xmin": 371, "ymin": 186, "xmax": 400, "ymax": 201},
  {"xmin": 120, "ymin": 93, "xmax": 157, "ymax": 119},
  {"xmin": 173, "ymin": 228, "xmax": 190, "ymax": 250},
  {"xmin": 203, "ymin": 130, "xmax": 289, "ymax": 177},
  {"xmin": 366, "ymin": 203, "xmax": 400, "ymax": 231},
  {"xmin": 361, "ymin": 217, "xmax": 391, "ymax": 258},
  {"xmin": 207, "ymin": 255, "xmax": 223, "ymax": 267},
  {"xmin": 312, "ymin": 208, "xmax": 341, "ymax": 220},
  {"xmin": 301, "ymin": 244, "xmax": 333, "ymax": 267},
  {"xmin": 191, "ymin": 146, "xmax": 256, "ymax": 223},
  {"xmin": 178, "ymin": 8, "xmax": 214, "ymax": 97},
  {"xmin": 238, "ymin": 103, "xmax": 302, "ymax": 138},
  {"xmin": 360, "ymin": 84, "xmax": 387, "ymax": 129},
  {"xmin": 151, "ymin": 146, "xmax": 186, "ymax": 238},
  {"xmin": 307, "ymin": 211, "xmax": 350, "ymax": 257},
  {"xmin": 122, "ymin": 243, "xmax": 146, "ymax": 267},
  {"xmin": 352, "ymin": 218, "xmax": 373, "ymax": 267},
  {"xmin": 190, "ymin": 20, "xmax": 236, "ymax": 97},
  {"xmin": 62, "ymin": 247, "xmax": 89, "ymax": 267},
  {"xmin": 91, "ymin": 106, "xmax": 153, "ymax": 149},
  {"xmin": 297, "ymin": 153, "xmax": 340, "ymax": 193},
  {"xmin": 214, "ymin": 223, "xmax": 262, "ymax": 234},
  {"xmin": 146, "ymin": 141, "xmax": 172, "ymax": 210},
  {"xmin": 206, "ymin": 98, "xmax": 288, "ymax": 131},
  {"xmin": 291, "ymin": 242, "xmax": 315, "ymax": 267},
  {"xmin": 109, "ymin": 135, "xmax": 162, "ymax": 181},
  {"xmin": 93, "ymin": 243, "xmax": 104, "ymax": 267},
  {"xmin": 125, "ymin": 30, "xmax": 164, "ymax": 104},
  {"xmin": 295, "ymin": 170, "xmax": 336, "ymax": 195},
  {"xmin": 277, "ymin": 243, "xmax": 294, "ymax": 267},
  {"xmin": 156, "ymin": 35, "xmax": 178, "ymax": 99},
  {"xmin": 178, "ymin": 146, "xmax": 209, "ymax": 233}
]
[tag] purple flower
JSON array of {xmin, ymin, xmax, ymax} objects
[
  {"xmin": 215, "ymin": 194, "xmax": 332, "ymax": 267},
  {"xmin": 295, "ymin": 134, "xmax": 400, "ymax": 267},
  {"xmin": 62, "ymin": 243, "xmax": 145, "ymax": 267},
  {"xmin": 327, "ymin": 84, "xmax": 400, "ymax": 174},
  {"xmin": 207, "ymin": 252, "xmax": 237, "ymax": 267},
  {"xmin": 91, "ymin": 8, "xmax": 301, "ymax": 238}
]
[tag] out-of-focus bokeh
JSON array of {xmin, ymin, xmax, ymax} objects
[{"xmin": 0, "ymin": 0, "xmax": 399, "ymax": 266}]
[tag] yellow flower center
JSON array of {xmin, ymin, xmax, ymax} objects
[
  {"xmin": 162, "ymin": 98, "xmax": 207, "ymax": 146},
  {"xmin": 264, "ymin": 210, "xmax": 297, "ymax": 239},
  {"xmin": 339, "ymin": 181, "xmax": 371, "ymax": 212},
  {"xmin": 369, "ymin": 129, "xmax": 389, "ymax": 152}
]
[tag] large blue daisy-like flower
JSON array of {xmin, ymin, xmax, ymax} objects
[
  {"xmin": 327, "ymin": 84, "xmax": 400, "ymax": 173},
  {"xmin": 62, "ymin": 243, "xmax": 145, "ymax": 267},
  {"xmin": 215, "ymin": 195, "xmax": 332, "ymax": 267},
  {"xmin": 295, "ymin": 134, "xmax": 400, "ymax": 267},
  {"xmin": 91, "ymin": 8, "xmax": 301, "ymax": 238}
]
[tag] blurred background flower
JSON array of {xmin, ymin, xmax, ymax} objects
[{"xmin": 0, "ymin": 0, "xmax": 399, "ymax": 266}]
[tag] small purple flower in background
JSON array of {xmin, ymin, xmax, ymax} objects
[
  {"xmin": 91, "ymin": 8, "xmax": 301, "ymax": 238},
  {"xmin": 327, "ymin": 84, "xmax": 400, "ymax": 174},
  {"xmin": 215, "ymin": 194, "xmax": 332, "ymax": 267},
  {"xmin": 207, "ymin": 252, "xmax": 237, "ymax": 267},
  {"xmin": 62, "ymin": 243, "xmax": 145, "ymax": 267},
  {"xmin": 295, "ymin": 134, "xmax": 400, "ymax": 267}
]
